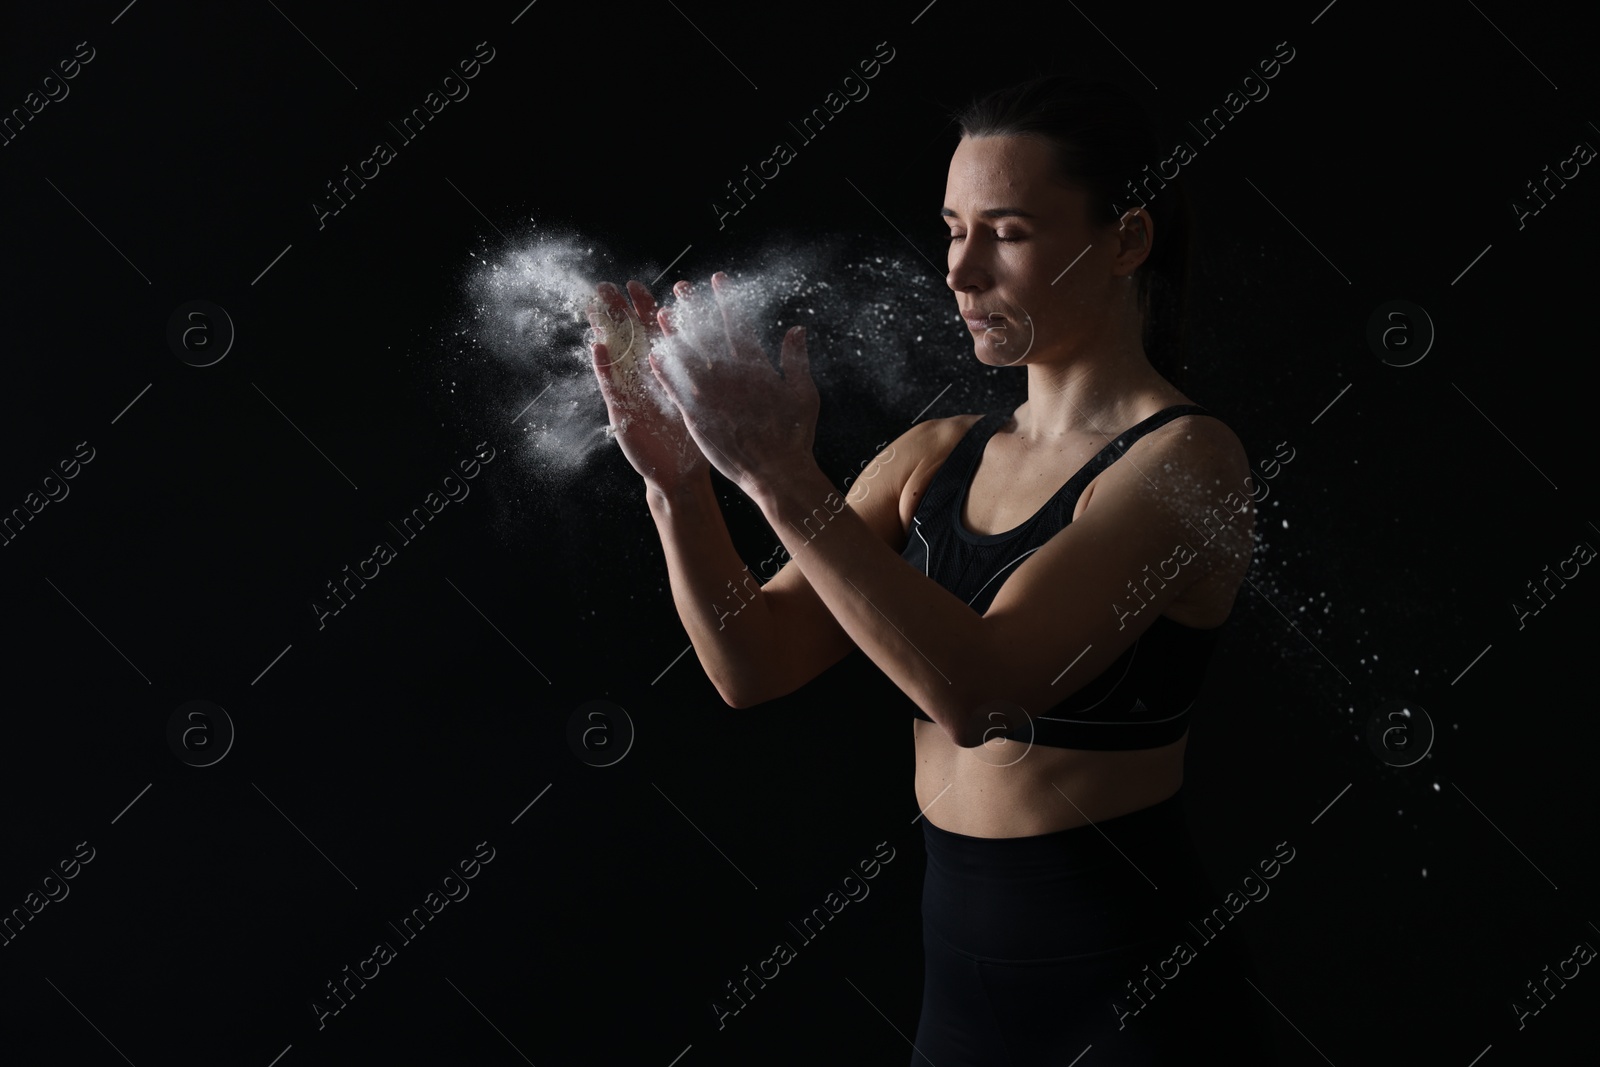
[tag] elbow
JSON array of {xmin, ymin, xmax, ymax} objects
[
  {"xmin": 703, "ymin": 657, "xmax": 759, "ymax": 709},
  {"xmin": 942, "ymin": 724, "xmax": 976, "ymax": 748},
  {"xmin": 716, "ymin": 657, "xmax": 792, "ymax": 710},
  {"xmin": 716, "ymin": 677, "xmax": 767, "ymax": 710},
  {"xmin": 931, "ymin": 699, "xmax": 982, "ymax": 748},
  {"xmin": 943, "ymin": 720, "xmax": 986, "ymax": 750},
  {"xmin": 941, "ymin": 693, "xmax": 1029, "ymax": 750}
]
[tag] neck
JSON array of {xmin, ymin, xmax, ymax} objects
[{"xmin": 1015, "ymin": 332, "xmax": 1173, "ymax": 445}]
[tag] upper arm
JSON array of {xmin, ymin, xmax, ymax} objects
[
  {"xmin": 971, "ymin": 416, "xmax": 1254, "ymax": 717},
  {"xmin": 748, "ymin": 418, "xmax": 959, "ymax": 703}
]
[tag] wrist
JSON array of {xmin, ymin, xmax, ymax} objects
[
  {"xmin": 645, "ymin": 467, "xmax": 714, "ymax": 510},
  {"xmin": 753, "ymin": 461, "xmax": 838, "ymax": 529}
]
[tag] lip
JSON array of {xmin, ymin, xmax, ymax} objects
[{"xmin": 963, "ymin": 312, "xmax": 1004, "ymax": 330}]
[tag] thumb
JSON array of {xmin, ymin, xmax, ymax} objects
[
  {"xmin": 648, "ymin": 350, "xmax": 683, "ymax": 409},
  {"xmin": 779, "ymin": 325, "xmax": 808, "ymax": 384},
  {"xmin": 589, "ymin": 341, "xmax": 619, "ymax": 408}
]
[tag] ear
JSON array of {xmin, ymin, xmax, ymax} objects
[{"xmin": 1112, "ymin": 207, "xmax": 1154, "ymax": 277}]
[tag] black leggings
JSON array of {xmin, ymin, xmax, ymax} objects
[{"xmin": 912, "ymin": 789, "xmax": 1271, "ymax": 1065}]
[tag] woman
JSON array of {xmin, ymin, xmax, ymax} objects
[{"xmin": 589, "ymin": 75, "xmax": 1269, "ymax": 1065}]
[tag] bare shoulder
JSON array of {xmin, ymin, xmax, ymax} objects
[
  {"xmin": 1077, "ymin": 407, "xmax": 1247, "ymax": 501},
  {"xmin": 1094, "ymin": 408, "xmax": 1255, "ymax": 595},
  {"xmin": 898, "ymin": 412, "xmax": 988, "ymax": 486},
  {"xmin": 887, "ymin": 413, "xmax": 987, "ymax": 530},
  {"xmin": 1149, "ymin": 409, "xmax": 1249, "ymax": 477}
]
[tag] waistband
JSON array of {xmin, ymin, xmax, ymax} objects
[
  {"xmin": 918, "ymin": 788, "xmax": 1212, "ymax": 961},
  {"xmin": 919, "ymin": 787, "xmax": 1191, "ymax": 872}
]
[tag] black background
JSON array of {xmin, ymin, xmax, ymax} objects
[{"xmin": 2, "ymin": 1, "xmax": 1595, "ymax": 1064}]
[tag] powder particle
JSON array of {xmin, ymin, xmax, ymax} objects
[
  {"xmin": 586, "ymin": 296, "xmax": 648, "ymax": 389},
  {"xmin": 463, "ymin": 229, "xmax": 970, "ymax": 493}
]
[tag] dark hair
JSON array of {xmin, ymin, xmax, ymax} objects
[{"xmin": 954, "ymin": 74, "xmax": 1194, "ymax": 381}]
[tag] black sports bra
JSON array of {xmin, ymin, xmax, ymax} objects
[{"xmin": 898, "ymin": 404, "xmax": 1226, "ymax": 750}]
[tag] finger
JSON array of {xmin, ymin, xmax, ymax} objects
[
  {"xmin": 587, "ymin": 291, "xmax": 621, "ymax": 336},
  {"xmin": 711, "ymin": 272, "xmax": 762, "ymax": 361},
  {"xmin": 598, "ymin": 284, "xmax": 640, "ymax": 347},
  {"xmin": 589, "ymin": 341, "xmax": 620, "ymax": 404},
  {"xmin": 596, "ymin": 281, "xmax": 629, "ymax": 320},
  {"xmin": 586, "ymin": 310, "xmax": 628, "ymax": 370},
  {"xmin": 625, "ymin": 280, "xmax": 658, "ymax": 331},
  {"xmin": 647, "ymin": 351, "xmax": 683, "ymax": 411},
  {"xmin": 668, "ymin": 281, "xmax": 694, "ymax": 331},
  {"xmin": 671, "ymin": 278, "xmax": 722, "ymax": 357},
  {"xmin": 591, "ymin": 339, "xmax": 622, "ymax": 386},
  {"xmin": 592, "ymin": 286, "xmax": 640, "ymax": 363},
  {"xmin": 779, "ymin": 325, "xmax": 809, "ymax": 385}
]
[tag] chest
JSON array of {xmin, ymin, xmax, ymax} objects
[{"xmin": 958, "ymin": 431, "xmax": 1114, "ymax": 537}]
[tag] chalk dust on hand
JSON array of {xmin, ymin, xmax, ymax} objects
[{"xmin": 460, "ymin": 227, "xmax": 978, "ymax": 501}]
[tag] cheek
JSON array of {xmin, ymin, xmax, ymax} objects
[
  {"xmin": 1047, "ymin": 269, "xmax": 1103, "ymax": 315},
  {"xmin": 1018, "ymin": 293, "xmax": 1083, "ymax": 348},
  {"xmin": 1013, "ymin": 249, "xmax": 1068, "ymax": 305},
  {"xmin": 1008, "ymin": 273, "xmax": 1056, "ymax": 327}
]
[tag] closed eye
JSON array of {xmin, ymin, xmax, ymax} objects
[{"xmin": 944, "ymin": 232, "xmax": 1025, "ymax": 243}]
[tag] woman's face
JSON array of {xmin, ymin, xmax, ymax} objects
[{"xmin": 942, "ymin": 134, "xmax": 1143, "ymax": 367}]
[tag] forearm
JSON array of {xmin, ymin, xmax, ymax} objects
[
  {"xmin": 645, "ymin": 473, "xmax": 784, "ymax": 706},
  {"xmin": 755, "ymin": 463, "xmax": 985, "ymax": 743}
]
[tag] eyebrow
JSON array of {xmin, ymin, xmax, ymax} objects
[{"xmin": 941, "ymin": 207, "xmax": 1038, "ymax": 220}]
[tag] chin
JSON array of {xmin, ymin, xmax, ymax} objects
[
  {"xmin": 967, "ymin": 318, "xmax": 1038, "ymax": 367},
  {"xmin": 974, "ymin": 340, "xmax": 1030, "ymax": 368}
]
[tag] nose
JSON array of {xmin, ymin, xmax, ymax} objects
[{"xmin": 945, "ymin": 235, "xmax": 990, "ymax": 295}]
